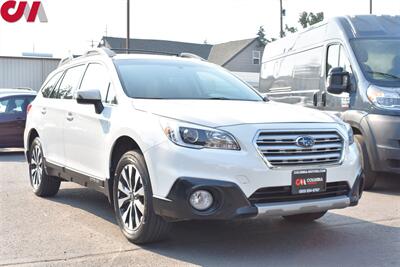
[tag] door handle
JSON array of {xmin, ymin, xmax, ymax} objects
[
  {"xmin": 66, "ymin": 112, "xmax": 74, "ymax": 121},
  {"xmin": 41, "ymin": 108, "xmax": 47, "ymax": 115},
  {"xmin": 313, "ymin": 93, "xmax": 318, "ymax": 106},
  {"xmin": 322, "ymin": 92, "xmax": 327, "ymax": 107}
]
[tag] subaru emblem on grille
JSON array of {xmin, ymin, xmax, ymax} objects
[{"xmin": 296, "ymin": 136, "xmax": 315, "ymax": 148}]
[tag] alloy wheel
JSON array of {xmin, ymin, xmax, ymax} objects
[
  {"xmin": 30, "ymin": 145, "xmax": 43, "ymax": 189},
  {"xmin": 117, "ymin": 164, "xmax": 145, "ymax": 231}
]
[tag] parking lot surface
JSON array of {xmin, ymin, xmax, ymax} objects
[{"xmin": 0, "ymin": 151, "xmax": 399, "ymax": 267}]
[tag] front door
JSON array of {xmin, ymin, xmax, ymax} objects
[
  {"xmin": 63, "ymin": 62, "xmax": 117, "ymax": 180},
  {"xmin": 323, "ymin": 44, "xmax": 354, "ymax": 112}
]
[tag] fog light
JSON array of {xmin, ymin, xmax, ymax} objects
[{"xmin": 189, "ymin": 190, "xmax": 213, "ymax": 211}]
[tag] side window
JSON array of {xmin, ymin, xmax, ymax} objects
[
  {"xmin": 106, "ymin": 83, "xmax": 117, "ymax": 104},
  {"xmin": 41, "ymin": 72, "xmax": 63, "ymax": 98},
  {"xmin": 339, "ymin": 46, "xmax": 353, "ymax": 74},
  {"xmin": 0, "ymin": 96, "xmax": 32, "ymax": 114},
  {"xmin": 326, "ymin": 44, "xmax": 340, "ymax": 77},
  {"xmin": 80, "ymin": 63, "xmax": 114, "ymax": 103},
  {"xmin": 52, "ymin": 65, "xmax": 85, "ymax": 99}
]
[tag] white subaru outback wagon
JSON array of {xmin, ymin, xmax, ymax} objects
[{"xmin": 24, "ymin": 48, "xmax": 364, "ymax": 244}]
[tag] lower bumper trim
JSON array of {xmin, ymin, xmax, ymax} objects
[{"xmin": 255, "ymin": 195, "xmax": 350, "ymax": 217}]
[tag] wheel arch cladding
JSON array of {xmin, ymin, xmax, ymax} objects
[
  {"xmin": 108, "ymin": 136, "xmax": 143, "ymax": 202},
  {"xmin": 27, "ymin": 129, "xmax": 39, "ymax": 162}
]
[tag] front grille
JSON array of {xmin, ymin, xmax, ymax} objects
[
  {"xmin": 255, "ymin": 130, "xmax": 344, "ymax": 167},
  {"xmin": 249, "ymin": 182, "xmax": 350, "ymax": 204}
]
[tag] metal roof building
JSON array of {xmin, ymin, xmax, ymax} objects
[{"xmin": 0, "ymin": 56, "xmax": 60, "ymax": 91}]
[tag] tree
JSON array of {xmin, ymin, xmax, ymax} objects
[
  {"xmin": 257, "ymin": 26, "xmax": 276, "ymax": 45},
  {"xmin": 257, "ymin": 26, "xmax": 268, "ymax": 45},
  {"xmin": 298, "ymin": 11, "xmax": 324, "ymax": 28},
  {"xmin": 285, "ymin": 24, "xmax": 298, "ymax": 34}
]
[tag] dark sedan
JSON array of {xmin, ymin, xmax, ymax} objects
[{"xmin": 0, "ymin": 89, "xmax": 36, "ymax": 148}]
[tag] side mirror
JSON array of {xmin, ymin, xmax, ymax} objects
[
  {"xmin": 327, "ymin": 67, "xmax": 351, "ymax": 95},
  {"xmin": 76, "ymin": 89, "xmax": 104, "ymax": 114}
]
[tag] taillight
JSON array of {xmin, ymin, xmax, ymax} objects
[{"xmin": 27, "ymin": 104, "xmax": 32, "ymax": 114}]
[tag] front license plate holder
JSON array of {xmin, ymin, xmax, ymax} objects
[{"xmin": 292, "ymin": 169, "xmax": 327, "ymax": 195}]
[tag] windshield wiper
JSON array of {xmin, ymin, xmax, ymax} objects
[
  {"xmin": 367, "ymin": 71, "xmax": 400, "ymax": 80},
  {"xmin": 206, "ymin": 97, "xmax": 233, "ymax": 100}
]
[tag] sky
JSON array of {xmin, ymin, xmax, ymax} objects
[{"xmin": 0, "ymin": 0, "xmax": 399, "ymax": 57}]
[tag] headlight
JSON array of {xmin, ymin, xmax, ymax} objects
[
  {"xmin": 325, "ymin": 112, "xmax": 354, "ymax": 145},
  {"xmin": 344, "ymin": 123, "xmax": 354, "ymax": 145},
  {"xmin": 367, "ymin": 85, "xmax": 400, "ymax": 110},
  {"xmin": 160, "ymin": 118, "xmax": 240, "ymax": 150}
]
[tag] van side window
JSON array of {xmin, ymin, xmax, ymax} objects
[
  {"xmin": 41, "ymin": 72, "xmax": 63, "ymax": 98},
  {"xmin": 327, "ymin": 44, "xmax": 352, "ymax": 77},
  {"xmin": 326, "ymin": 44, "xmax": 340, "ymax": 76},
  {"xmin": 339, "ymin": 46, "xmax": 352, "ymax": 74},
  {"xmin": 51, "ymin": 65, "xmax": 85, "ymax": 99},
  {"xmin": 80, "ymin": 63, "xmax": 115, "ymax": 103}
]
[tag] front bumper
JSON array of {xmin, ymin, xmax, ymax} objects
[
  {"xmin": 153, "ymin": 172, "xmax": 364, "ymax": 221},
  {"xmin": 361, "ymin": 114, "xmax": 400, "ymax": 174}
]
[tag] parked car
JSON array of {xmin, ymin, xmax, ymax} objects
[
  {"xmin": 259, "ymin": 15, "xmax": 400, "ymax": 189},
  {"xmin": 24, "ymin": 48, "xmax": 363, "ymax": 244},
  {"xmin": 0, "ymin": 89, "xmax": 36, "ymax": 148}
]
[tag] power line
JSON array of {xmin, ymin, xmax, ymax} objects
[{"xmin": 126, "ymin": 0, "xmax": 130, "ymax": 53}]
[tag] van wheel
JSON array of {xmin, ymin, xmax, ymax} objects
[
  {"xmin": 29, "ymin": 138, "xmax": 61, "ymax": 197},
  {"xmin": 283, "ymin": 211, "xmax": 327, "ymax": 222},
  {"xmin": 113, "ymin": 150, "xmax": 170, "ymax": 244},
  {"xmin": 354, "ymin": 135, "xmax": 377, "ymax": 190}
]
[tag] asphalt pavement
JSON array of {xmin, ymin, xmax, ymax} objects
[{"xmin": 0, "ymin": 151, "xmax": 399, "ymax": 267}]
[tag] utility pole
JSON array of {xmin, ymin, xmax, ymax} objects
[
  {"xmin": 369, "ymin": 0, "xmax": 372, "ymax": 14},
  {"xmin": 280, "ymin": 0, "xmax": 284, "ymax": 38},
  {"xmin": 126, "ymin": 0, "xmax": 130, "ymax": 53}
]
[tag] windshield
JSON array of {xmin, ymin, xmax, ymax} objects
[
  {"xmin": 351, "ymin": 38, "xmax": 400, "ymax": 87},
  {"xmin": 114, "ymin": 59, "xmax": 263, "ymax": 101}
]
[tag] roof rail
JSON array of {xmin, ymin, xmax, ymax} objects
[
  {"xmin": 111, "ymin": 48, "xmax": 178, "ymax": 56},
  {"xmin": 83, "ymin": 47, "xmax": 116, "ymax": 58},
  {"xmin": 178, "ymin": 53, "xmax": 206, "ymax": 61},
  {"xmin": 58, "ymin": 48, "xmax": 116, "ymax": 67},
  {"xmin": 110, "ymin": 49, "xmax": 206, "ymax": 61},
  {"xmin": 58, "ymin": 55, "xmax": 75, "ymax": 67}
]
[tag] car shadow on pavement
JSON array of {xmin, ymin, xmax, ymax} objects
[
  {"xmin": 45, "ymin": 179, "xmax": 400, "ymax": 266},
  {"xmin": 142, "ymin": 216, "xmax": 399, "ymax": 267},
  {"xmin": 53, "ymin": 187, "xmax": 116, "ymax": 225}
]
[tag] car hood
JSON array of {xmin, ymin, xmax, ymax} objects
[{"xmin": 133, "ymin": 99, "xmax": 336, "ymax": 127}]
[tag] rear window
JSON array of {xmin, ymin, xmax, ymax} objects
[
  {"xmin": 41, "ymin": 72, "xmax": 63, "ymax": 98},
  {"xmin": 51, "ymin": 65, "xmax": 85, "ymax": 99}
]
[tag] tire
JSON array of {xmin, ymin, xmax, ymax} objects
[
  {"xmin": 354, "ymin": 135, "xmax": 377, "ymax": 190},
  {"xmin": 113, "ymin": 150, "xmax": 170, "ymax": 244},
  {"xmin": 283, "ymin": 211, "xmax": 327, "ymax": 222},
  {"xmin": 29, "ymin": 137, "xmax": 61, "ymax": 197}
]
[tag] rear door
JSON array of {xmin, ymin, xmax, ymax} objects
[
  {"xmin": 0, "ymin": 95, "xmax": 35, "ymax": 148},
  {"xmin": 40, "ymin": 66, "xmax": 85, "ymax": 166}
]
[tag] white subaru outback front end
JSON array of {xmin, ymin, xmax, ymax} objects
[{"xmin": 138, "ymin": 99, "xmax": 363, "ymax": 221}]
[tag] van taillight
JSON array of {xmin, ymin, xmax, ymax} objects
[{"xmin": 27, "ymin": 104, "xmax": 32, "ymax": 114}]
